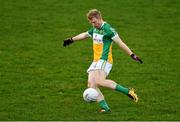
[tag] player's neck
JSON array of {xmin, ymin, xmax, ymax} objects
[{"xmin": 97, "ymin": 20, "xmax": 104, "ymax": 29}]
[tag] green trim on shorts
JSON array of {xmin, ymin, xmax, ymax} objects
[{"xmin": 101, "ymin": 60, "xmax": 107, "ymax": 70}]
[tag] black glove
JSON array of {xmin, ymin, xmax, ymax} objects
[
  {"xmin": 131, "ymin": 54, "xmax": 143, "ymax": 64},
  {"xmin": 63, "ymin": 38, "xmax": 74, "ymax": 47}
]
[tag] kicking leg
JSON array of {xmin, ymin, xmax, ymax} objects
[{"xmin": 94, "ymin": 70, "xmax": 138, "ymax": 102}]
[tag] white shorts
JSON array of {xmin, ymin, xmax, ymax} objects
[{"xmin": 87, "ymin": 59, "xmax": 112, "ymax": 76}]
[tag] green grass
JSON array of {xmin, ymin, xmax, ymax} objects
[{"xmin": 0, "ymin": 0, "xmax": 179, "ymax": 120}]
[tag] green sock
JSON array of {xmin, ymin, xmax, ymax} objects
[
  {"xmin": 99, "ymin": 100, "xmax": 110, "ymax": 111},
  {"xmin": 115, "ymin": 84, "xmax": 129, "ymax": 95}
]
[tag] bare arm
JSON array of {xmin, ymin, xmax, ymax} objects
[
  {"xmin": 63, "ymin": 32, "xmax": 90, "ymax": 47},
  {"xmin": 72, "ymin": 32, "xmax": 90, "ymax": 41},
  {"xmin": 113, "ymin": 35, "xmax": 143, "ymax": 63},
  {"xmin": 113, "ymin": 36, "xmax": 133, "ymax": 55}
]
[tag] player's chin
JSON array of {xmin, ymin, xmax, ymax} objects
[{"xmin": 94, "ymin": 25, "xmax": 100, "ymax": 29}]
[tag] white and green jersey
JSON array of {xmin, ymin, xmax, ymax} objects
[{"xmin": 87, "ymin": 22, "xmax": 118, "ymax": 64}]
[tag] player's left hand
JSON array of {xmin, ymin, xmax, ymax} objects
[{"xmin": 131, "ymin": 54, "xmax": 143, "ymax": 64}]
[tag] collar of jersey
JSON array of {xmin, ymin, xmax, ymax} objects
[
  {"xmin": 97, "ymin": 22, "xmax": 106, "ymax": 30},
  {"xmin": 101, "ymin": 22, "xmax": 106, "ymax": 28}
]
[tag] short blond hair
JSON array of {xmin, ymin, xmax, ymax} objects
[{"xmin": 86, "ymin": 9, "xmax": 102, "ymax": 20}]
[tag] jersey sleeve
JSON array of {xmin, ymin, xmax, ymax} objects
[
  {"xmin": 87, "ymin": 28, "xmax": 94, "ymax": 37},
  {"xmin": 106, "ymin": 27, "xmax": 118, "ymax": 39}
]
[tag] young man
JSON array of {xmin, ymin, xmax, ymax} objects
[{"xmin": 63, "ymin": 9, "xmax": 143, "ymax": 113}]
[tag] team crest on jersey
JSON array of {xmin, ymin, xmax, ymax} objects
[
  {"xmin": 93, "ymin": 34, "xmax": 103, "ymax": 44},
  {"xmin": 99, "ymin": 30, "xmax": 103, "ymax": 34}
]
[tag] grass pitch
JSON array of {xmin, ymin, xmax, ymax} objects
[{"xmin": 0, "ymin": 0, "xmax": 179, "ymax": 120}]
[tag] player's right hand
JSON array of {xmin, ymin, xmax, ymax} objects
[{"xmin": 63, "ymin": 38, "xmax": 74, "ymax": 47}]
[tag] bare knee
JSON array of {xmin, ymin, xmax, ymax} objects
[
  {"xmin": 88, "ymin": 81, "xmax": 96, "ymax": 88},
  {"xmin": 94, "ymin": 70, "xmax": 106, "ymax": 87},
  {"xmin": 96, "ymin": 80, "xmax": 104, "ymax": 87}
]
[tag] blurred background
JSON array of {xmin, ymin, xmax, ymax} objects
[{"xmin": 0, "ymin": 0, "xmax": 179, "ymax": 120}]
